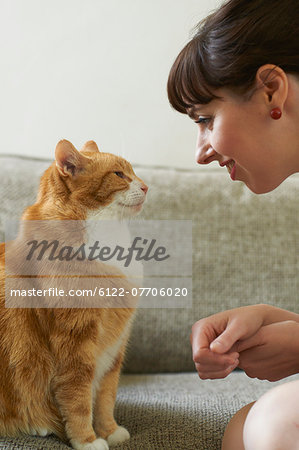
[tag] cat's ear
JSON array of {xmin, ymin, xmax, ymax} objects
[
  {"xmin": 55, "ymin": 140, "xmax": 89, "ymax": 177},
  {"xmin": 81, "ymin": 140, "xmax": 100, "ymax": 153}
]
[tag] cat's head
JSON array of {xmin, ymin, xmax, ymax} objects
[{"xmin": 40, "ymin": 139, "xmax": 148, "ymax": 220}]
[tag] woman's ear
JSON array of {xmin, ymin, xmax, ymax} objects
[{"xmin": 255, "ymin": 64, "xmax": 289, "ymax": 109}]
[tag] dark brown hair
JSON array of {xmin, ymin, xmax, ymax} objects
[{"xmin": 167, "ymin": 0, "xmax": 299, "ymax": 114}]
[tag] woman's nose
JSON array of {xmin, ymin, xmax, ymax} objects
[
  {"xmin": 195, "ymin": 146, "xmax": 217, "ymax": 165},
  {"xmin": 195, "ymin": 131, "xmax": 217, "ymax": 165}
]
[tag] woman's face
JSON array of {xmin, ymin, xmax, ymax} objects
[{"xmin": 192, "ymin": 86, "xmax": 298, "ymax": 194}]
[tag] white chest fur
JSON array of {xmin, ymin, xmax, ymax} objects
[
  {"xmin": 85, "ymin": 218, "xmax": 144, "ymax": 283},
  {"xmin": 91, "ymin": 320, "xmax": 133, "ymax": 405}
]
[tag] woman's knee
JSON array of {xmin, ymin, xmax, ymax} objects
[
  {"xmin": 243, "ymin": 379, "xmax": 299, "ymax": 450},
  {"xmin": 222, "ymin": 401, "xmax": 255, "ymax": 450}
]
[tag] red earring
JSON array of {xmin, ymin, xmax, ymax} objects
[{"xmin": 270, "ymin": 107, "xmax": 282, "ymax": 120}]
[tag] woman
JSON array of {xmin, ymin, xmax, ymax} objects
[{"xmin": 167, "ymin": 0, "xmax": 299, "ymax": 448}]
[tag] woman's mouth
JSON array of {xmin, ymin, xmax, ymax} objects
[
  {"xmin": 227, "ymin": 160, "xmax": 236, "ymax": 180},
  {"xmin": 221, "ymin": 160, "xmax": 236, "ymax": 181},
  {"xmin": 230, "ymin": 163, "xmax": 236, "ymax": 180}
]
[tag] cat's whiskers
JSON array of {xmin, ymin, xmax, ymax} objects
[{"xmin": 120, "ymin": 199, "xmax": 129, "ymax": 221}]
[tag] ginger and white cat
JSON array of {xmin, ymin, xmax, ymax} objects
[{"xmin": 0, "ymin": 140, "xmax": 148, "ymax": 449}]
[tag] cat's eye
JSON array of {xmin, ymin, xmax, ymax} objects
[{"xmin": 114, "ymin": 171, "xmax": 125, "ymax": 178}]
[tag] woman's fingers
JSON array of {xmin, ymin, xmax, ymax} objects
[
  {"xmin": 191, "ymin": 320, "xmax": 215, "ymax": 354},
  {"xmin": 193, "ymin": 347, "xmax": 239, "ymax": 365},
  {"xmin": 195, "ymin": 359, "xmax": 239, "ymax": 380},
  {"xmin": 209, "ymin": 319, "xmax": 245, "ymax": 354},
  {"xmin": 191, "ymin": 318, "xmax": 240, "ymax": 378},
  {"xmin": 190, "ymin": 306, "xmax": 268, "ymax": 380},
  {"xmin": 193, "ymin": 347, "xmax": 239, "ymax": 379}
]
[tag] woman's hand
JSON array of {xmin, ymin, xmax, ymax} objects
[
  {"xmin": 191, "ymin": 305, "xmax": 268, "ymax": 379},
  {"xmin": 235, "ymin": 320, "xmax": 299, "ymax": 381}
]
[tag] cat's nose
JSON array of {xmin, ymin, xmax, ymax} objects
[{"xmin": 140, "ymin": 184, "xmax": 148, "ymax": 195}]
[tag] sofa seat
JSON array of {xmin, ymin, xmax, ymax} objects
[{"xmin": 1, "ymin": 372, "xmax": 299, "ymax": 450}]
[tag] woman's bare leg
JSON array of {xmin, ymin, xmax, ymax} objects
[
  {"xmin": 222, "ymin": 401, "xmax": 255, "ymax": 450},
  {"xmin": 243, "ymin": 379, "xmax": 299, "ymax": 450},
  {"xmin": 222, "ymin": 379, "xmax": 299, "ymax": 450}
]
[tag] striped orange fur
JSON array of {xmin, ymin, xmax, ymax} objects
[{"xmin": 0, "ymin": 140, "xmax": 148, "ymax": 449}]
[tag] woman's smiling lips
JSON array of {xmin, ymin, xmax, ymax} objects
[
  {"xmin": 230, "ymin": 162, "xmax": 236, "ymax": 180},
  {"xmin": 220, "ymin": 159, "xmax": 236, "ymax": 180}
]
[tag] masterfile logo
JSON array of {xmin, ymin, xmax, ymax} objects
[{"xmin": 5, "ymin": 219, "xmax": 192, "ymax": 309}]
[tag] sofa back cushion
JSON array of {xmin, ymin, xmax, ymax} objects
[{"xmin": 0, "ymin": 155, "xmax": 298, "ymax": 373}]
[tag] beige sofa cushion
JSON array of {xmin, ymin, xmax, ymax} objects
[{"xmin": 0, "ymin": 156, "xmax": 298, "ymax": 374}]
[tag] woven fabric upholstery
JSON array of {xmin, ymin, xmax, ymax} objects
[
  {"xmin": 0, "ymin": 155, "xmax": 298, "ymax": 449},
  {"xmin": 1, "ymin": 156, "xmax": 297, "ymax": 372},
  {"xmin": 1, "ymin": 372, "xmax": 299, "ymax": 450}
]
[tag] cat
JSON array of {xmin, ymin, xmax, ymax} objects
[{"xmin": 0, "ymin": 139, "xmax": 148, "ymax": 449}]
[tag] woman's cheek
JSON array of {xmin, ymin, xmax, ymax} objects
[{"xmin": 213, "ymin": 128, "xmax": 241, "ymax": 160}]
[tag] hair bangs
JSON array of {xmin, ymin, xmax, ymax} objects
[{"xmin": 167, "ymin": 38, "xmax": 218, "ymax": 115}]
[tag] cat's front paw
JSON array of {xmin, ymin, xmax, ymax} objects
[
  {"xmin": 71, "ymin": 438, "xmax": 109, "ymax": 450},
  {"xmin": 107, "ymin": 426, "xmax": 130, "ymax": 446},
  {"xmin": 30, "ymin": 427, "xmax": 50, "ymax": 437}
]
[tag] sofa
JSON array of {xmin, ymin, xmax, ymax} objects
[{"xmin": 0, "ymin": 154, "xmax": 298, "ymax": 450}]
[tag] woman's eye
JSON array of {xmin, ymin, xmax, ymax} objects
[
  {"xmin": 195, "ymin": 117, "xmax": 211, "ymax": 125},
  {"xmin": 114, "ymin": 171, "xmax": 125, "ymax": 178}
]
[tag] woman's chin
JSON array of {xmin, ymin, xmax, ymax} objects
[{"xmin": 244, "ymin": 178, "xmax": 284, "ymax": 195}]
